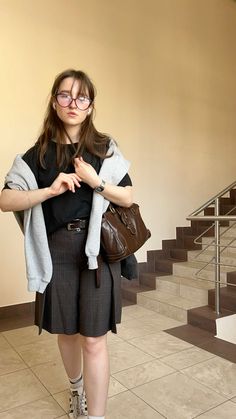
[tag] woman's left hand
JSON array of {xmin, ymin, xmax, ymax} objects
[{"xmin": 74, "ymin": 157, "xmax": 100, "ymax": 188}]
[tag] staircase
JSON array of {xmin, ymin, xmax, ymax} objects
[{"xmin": 122, "ymin": 186, "xmax": 236, "ymax": 335}]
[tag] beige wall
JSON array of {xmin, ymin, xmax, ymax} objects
[{"xmin": 1, "ymin": 0, "xmax": 236, "ymax": 306}]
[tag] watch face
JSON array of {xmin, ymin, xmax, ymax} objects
[{"xmin": 95, "ymin": 180, "xmax": 105, "ymax": 192}]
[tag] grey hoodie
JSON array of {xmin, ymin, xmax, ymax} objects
[
  {"xmin": 5, "ymin": 155, "xmax": 53, "ymax": 293},
  {"xmin": 86, "ymin": 139, "xmax": 130, "ymax": 268},
  {"xmin": 5, "ymin": 140, "xmax": 130, "ymax": 292}
]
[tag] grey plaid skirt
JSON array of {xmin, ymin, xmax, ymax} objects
[{"xmin": 35, "ymin": 226, "xmax": 122, "ymax": 336}]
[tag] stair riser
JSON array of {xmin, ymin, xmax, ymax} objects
[
  {"xmin": 173, "ymin": 264, "xmax": 228, "ymax": 284},
  {"xmin": 155, "ymin": 260, "xmax": 173, "ymax": 274},
  {"xmin": 202, "ymin": 237, "xmax": 236, "ymax": 246},
  {"xmin": 227, "ymin": 272, "xmax": 236, "ymax": 285},
  {"xmin": 188, "ymin": 251, "xmax": 236, "ymax": 267},
  {"xmin": 187, "ymin": 311, "xmax": 216, "ymax": 334},
  {"xmin": 181, "ymin": 236, "xmax": 202, "ymax": 250},
  {"xmin": 137, "ymin": 294, "xmax": 187, "ymax": 322},
  {"xmin": 139, "ymin": 274, "xmax": 157, "ymax": 289},
  {"xmin": 121, "ymin": 288, "xmax": 137, "ymax": 304},
  {"xmin": 170, "ymin": 249, "xmax": 188, "ymax": 261},
  {"xmin": 220, "ymin": 225, "xmax": 236, "ymax": 234},
  {"xmin": 156, "ymin": 279, "xmax": 209, "ymax": 305},
  {"xmin": 208, "ymin": 290, "xmax": 236, "ymax": 312},
  {"xmin": 179, "ymin": 285, "xmax": 209, "ymax": 304},
  {"xmin": 196, "ymin": 244, "xmax": 236, "ymax": 256}
]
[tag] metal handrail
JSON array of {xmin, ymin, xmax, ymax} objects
[
  {"xmin": 187, "ymin": 184, "xmax": 236, "ymax": 316},
  {"xmin": 187, "ymin": 216, "xmax": 236, "ymax": 221},
  {"xmin": 189, "ymin": 180, "xmax": 236, "ymax": 217},
  {"xmin": 189, "ymin": 207, "xmax": 236, "ymax": 271}
]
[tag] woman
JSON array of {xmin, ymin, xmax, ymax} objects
[{"xmin": 0, "ymin": 69, "xmax": 133, "ymax": 419}]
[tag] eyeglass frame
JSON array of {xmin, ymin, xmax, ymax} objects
[{"xmin": 53, "ymin": 92, "xmax": 93, "ymax": 111}]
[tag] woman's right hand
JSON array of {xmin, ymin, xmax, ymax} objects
[
  {"xmin": 49, "ymin": 172, "xmax": 82, "ymax": 196},
  {"xmin": 0, "ymin": 172, "xmax": 82, "ymax": 213}
]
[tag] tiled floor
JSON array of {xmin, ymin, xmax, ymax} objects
[{"xmin": 1, "ymin": 305, "xmax": 236, "ymax": 418}]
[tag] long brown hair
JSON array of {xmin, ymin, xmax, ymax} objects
[{"xmin": 36, "ymin": 69, "xmax": 109, "ymax": 169}]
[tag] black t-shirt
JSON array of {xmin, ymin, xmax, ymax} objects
[{"xmin": 14, "ymin": 141, "xmax": 132, "ymax": 234}]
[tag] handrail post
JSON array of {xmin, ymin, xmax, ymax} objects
[{"xmin": 215, "ymin": 198, "xmax": 220, "ymax": 315}]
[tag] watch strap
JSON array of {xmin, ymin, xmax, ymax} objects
[{"xmin": 94, "ymin": 179, "xmax": 106, "ymax": 192}]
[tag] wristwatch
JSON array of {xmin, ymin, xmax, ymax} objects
[{"xmin": 94, "ymin": 179, "xmax": 106, "ymax": 193}]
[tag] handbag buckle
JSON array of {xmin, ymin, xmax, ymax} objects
[
  {"xmin": 109, "ymin": 205, "xmax": 116, "ymax": 214},
  {"xmin": 67, "ymin": 223, "xmax": 81, "ymax": 231}
]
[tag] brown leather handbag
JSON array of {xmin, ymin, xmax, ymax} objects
[{"xmin": 101, "ymin": 203, "xmax": 151, "ymax": 263}]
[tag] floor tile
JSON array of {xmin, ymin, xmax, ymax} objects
[
  {"xmin": 129, "ymin": 331, "xmax": 192, "ymax": 358},
  {"xmin": 183, "ymin": 357, "xmax": 236, "ymax": 398},
  {"xmin": 107, "ymin": 331, "xmax": 124, "ymax": 345},
  {"xmin": 108, "ymin": 377, "xmax": 127, "ymax": 397},
  {"xmin": 108, "ymin": 341, "xmax": 154, "ymax": 374},
  {"xmin": 15, "ymin": 338, "xmax": 61, "ymax": 367},
  {"xmin": 117, "ymin": 318, "xmax": 157, "ymax": 340},
  {"xmin": 120, "ymin": 311, "xmax": 134, "ymax": 322},
  {"xmin": 161, "ymin": 347, "xmax": 215, "ymax": 370},
  {"xmin": 1, "ymin": 303, "xmax": 234, "ymax": 419},
  {"xmin": 122, "ymin": 299, "xmax": 135, "ymax": 307},
  {"xmin": 31, "ymin": 360, "xmax": 68, "ymax": 394},
  {"xmin": 0, "ymin": 396, "xmax": 64, "ymax": 418},
  {"xmin": 106, "ymin": 390, "xmax": 164, "ymax": 419},
  {"xmin": 138, "ymin": 313, "xmax": 185, "ymax": 332},
  {"xmin": 0, "ymin": 334, "xmax": 11, "ymax": 350},
  {"xmin": 0, "ymin": 347, "xmax": 27, "ymax": 376},
  {"xmin": 52, "ymin": 390, "xmax": 68, "ymax": 413},
  {"xmin": 3, "ymin": 326, "xmax": 54, "ymax": 347},
  {"xmin": 0, "ymin": 369, "xmax": 49, "ymax": 412},
  {"xmin": 196, "ymin": 400, "xmax": 236, "ymax": 418},
  {"xmin": 133, "ymin": 371, "xmax": 226, "ymax": 419},
  {"xmin": 113, "ymin": 359, "xmax": 175, "ymax": 389},
  {"xmin": 121, "ymin": 305, "xmax": 158, "ymax": 319}
]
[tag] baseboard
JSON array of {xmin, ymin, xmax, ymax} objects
[{"xmin": 0, "ymin": 301, "xmax": 35, "ymax": 332}]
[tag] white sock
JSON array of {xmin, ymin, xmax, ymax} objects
[
  {"xmin": 88, "ymin": 416, "xmax": 105, "ymax": 419},
  {"xmin": 69, "ymin": 374, "xmax": 83, "ymax": 394}
]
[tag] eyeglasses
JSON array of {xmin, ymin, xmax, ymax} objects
[{"xmin": 55, "ymin": 93, "xmax": 92, "ymax": 111}]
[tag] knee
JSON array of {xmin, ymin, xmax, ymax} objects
[
  {"xmin": 81, "ymin": 335, "xmax": 107, "ymax": 356},
  {"xmin": 58, "ymin": 333, "xmax": 80, "ymax": 344}
]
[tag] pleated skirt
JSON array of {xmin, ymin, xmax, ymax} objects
[{"xmin": 35, "ymin": 226, "xmax": 122, "ymax": 336}]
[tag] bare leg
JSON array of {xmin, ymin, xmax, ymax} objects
[
  {"xmin": 81, "ymin": 334, "xmax": 109, "ymax": 417},
  {"xmin": 57, "ymin": 333, "xmax": 82, "ymax": 379}
]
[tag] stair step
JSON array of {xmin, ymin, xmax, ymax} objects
[
  {"xmin": 184, "ymin": 226, "xmax": 214, "ymax": 237},
  {"xmin": 230, "ymin": 189, "xmax": 236, "ymax": 203},
  {"xmin": 137, "ymin": 290, "xmax": 201, "ymax": 322},
  {"xmin": 202, "ymin": 235, "xmax": 236, "ymax": 245},
  {"xmin": 156, "ymin": 275, "xmax": 213, "ymax": 304},
  {"xmin": 121, "ymin": 278, "xmax": 152, "ymax": 303},
  {"xmin": 208, "ymin": 286, "xmax": 236, "ymax": 312},
  {"xmin": 188, "ymin": 249, "xmax": 236, "ymax": 267},
  {"xmin": 177, "ymin": 235, "xmax": 202, "ymax": 250},
  {"xmin": 227, "ymin": 271, "xmax": 236, "ymax": 285},
  {"xmin": 169, "ymin": 248, "xmax": 188, "ymax": 261},
  {"xmin": 192, "ymin": 223, "xmax": 236, "ymax": 240},
  {"xmin": 188, "ymin": 305, "xmax": 235, "ymax": 334},
  {"xmin": 220, "ymin": 224, "xmax": 236, "ymax": 234},
  {"xmin": 155, "ymin": 258, "xmax": 182, "ymax": 273},
  {"xmin": 173, "ymin": 260, "xmax": 235, "ymax": 284},
  {"xmin": 198, "ymin": 243, "xmax": 236, "ymax": 255},
  {"xmin": 139, "ymin": 271, "xmax": 167, "ymax": 288}
]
